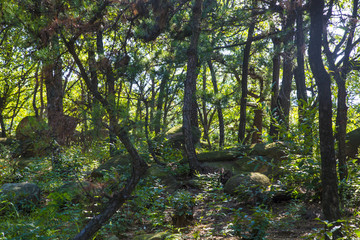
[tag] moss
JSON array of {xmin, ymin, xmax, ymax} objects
[
  {"xmin": 133, "ymin": 231, "xmax": 171, "ymax": 240},
  {"xmin": 166, "ymin": 125, "xmax": 201, "ymax": 148},
  {"xmin": 197, "ymin": 150, "xmax": 239, "ymax": 162},
  {"xmin": 223, "ymin": 172, "xmax": 270, "ymax": 196}
]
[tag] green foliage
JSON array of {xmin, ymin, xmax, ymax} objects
[
  {"xmin": 305, "ymin": 218, "xmax": 360, "ymax": 240},
  {"xmin": 231, "ymin": 206, "xmax": 271, "ymax": 240},
  {"xmin": 168, "ymin": 190, "xmax": 195, "ymax": 218}
]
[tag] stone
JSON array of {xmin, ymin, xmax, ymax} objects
[
  {"xmin": 106, "ymin": 235, "xmax": 120, "ymax": 240},
  {"xmin": 133, "ymin": 231, "xmax": 171, "ymax": 240},
  {"xmin": 166, "ymin": 125, "xmax": 201, "ymax": 148},
  {"xmin": 90, "ymin": 155, "xmax": 132, "ymax": 179},
  {"xmin": 346, "ymin": 127, "xmax": 360, "ymax": 159},
  {"xmin": 223, "ymin": 172, "xmax": 270, "ymax": 199},
  {"xmin": 0, "ymin": 182, "xmax": 41, "ymax": 213},
  {"xmin": 15, "ymin": 116, "xmax": 51, "ymax": 157},
  {"xmin": 247, "ymin": 141, "xmax": 288, "ymax": 161}
]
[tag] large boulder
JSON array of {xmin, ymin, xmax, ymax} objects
[
  {"xmin": 346, "ymin": 128, "xmax": 360, "ymax": 159},
  {"xmin": 166, "ymin": 125, "xmax": 201, "ymax": 148},
  {"xmin": 223, "ymin": 172, "xmax": 270, "ymax": 201},
  {"xmin": 0, "ymin": 182, "xmax": 41, "ymax": 213},
  {"xmin": 247, "ymin": 141, "xmax": 288, "ymax": 161},
  {"xmin": 133, "ymin": 232, "xmax": 171, "ymax": 240},
  {"xmin": 15, "ymin": 116, "xmax": 51, "ymax": 157},
  {"xmin": 146, "ymin": 166, "xmax": 180, "ymax": 192},
  {"xmin": 90, "ymin": 155, "xmax": 132, "ymax": 179}
]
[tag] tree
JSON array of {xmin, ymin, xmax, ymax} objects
[
  {"xmin": 323, "ymin": 0, "xmax": 359, "ymax": 182},
  {"xmin": 308, "ymin": 0, "xmax": 340, "ymax": 223},
  {"xmin": 183, "ymin": 0, "xmax": 204, "ymax": 174}
]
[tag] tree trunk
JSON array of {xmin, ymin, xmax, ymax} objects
[
  {"xmin": 276, "ymin": 13, "xmax": 295, "ymax": 138},
  {"xmin": 269, "ymin": 38, "xmax": 281, "ymax": 139},
  {"xmin": 200, "ymin": 65, "xmax": 212, "ymax": 148},
  {"xmin": 0, "ymin": 114, "xmax": 6, "ymax": 138},
  {"xmin": 88, "ymin": 47, "xmax": 102, "ymax": 138},
  {"xmin": 309, "ymin": 0, "xmax": 340, "ymax": 223},
  {"xmin": 238, "ymin": 22, "xmax": 255, "ymax": 143},
  {"xmin": 44, "ymin": 49, "xmax": 64, "ymax": 145},
  {"xmin": 183, "ymin": 0, "xmax": 203, "ymax": 174},
  {"xmin": 154, "ymin": 69, "xmax": 169, "ymax": 134},
  {"xmin": 294, "ymin": 6, "xmax": 307, "ymax": 122},
  {"xmin": 248, "ymin": 68, "xmax": 264, "ymax": 144},
  {"xmin": 65, "ymin": 35, "xmax": 148, "ymax": 240},
  {"xmin": 335, "ymin": 0, "xmax": 358, "ymax": 182},
  {"xmin": 208, "ymin": 60, "xmax": 225, "ymax": 148},
  {"xmin": 97, "ymin": 30, "xmax": 117, "ymax": 155}
]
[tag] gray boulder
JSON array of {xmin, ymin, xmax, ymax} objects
[
  {"xmin": 0, "ymin": 182, "xmax": 41, "ymax": 213},
  {"xmin": 224, "ymin": 172, "xmax": 270, "ymax": 202}
]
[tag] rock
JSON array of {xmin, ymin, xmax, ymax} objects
[
  {"xmin": 166, "ymin": 125, "xmax": 201, "ymax": 148},
  {"xmin": 146, "ymin": 166, "xmax": 180, "ymax": 192},
  {"xmin": 346, "ymin": 128, "xmax": 360, "ymax": 159},
  {"xmin": 133, "ymin": 231, "xmax": 171, "ymax": 240},
  {"xmin": 15, "ymin": 116, "xmax": 49, "ymax": 141},
  {"xmin": 202, "ymin": 155, "xmax": 270, "ymax": 176},
  {"xmin": 106, "ymin": 235, "xmax": 120, "ymax": 240},
  {"xmin": 197, "ymin": 149, "xmax": 239, "ymax": 162},
  {"xmin": 0, "ymin": 182, "xmax": 41, "ymax": 213},
  {"xmin": 90, "ymin": 155, "xmax": 132, "ymax": 179},
  {"xmin": 15, "ymin": 116, "xmax": 51, "ymax": 157},
  {"xmin": 247, "ymin": 142, "xmax": 288, "ymax": 161},
  {"xmin": 223, "ymin": 172, "xmax": 270, "ymax": 200}
]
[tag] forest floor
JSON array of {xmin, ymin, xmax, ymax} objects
[{"xmin": 118, "ymin": 172, "xmax": 325, "ymax": 240}]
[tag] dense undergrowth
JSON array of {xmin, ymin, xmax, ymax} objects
[{"xmin": 1, "ymin": 140, "xmax": 360, "ymax": 240}]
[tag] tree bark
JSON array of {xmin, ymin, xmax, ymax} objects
[
  {"xmin": 200, "ymin": 65, "xmax": 212, "ymax": 148},
  {"xmin": 208, "ymin": 60, "xmax": 225, "ymax": 148},
  {"xmin": 309, "ymin": 0, "xmax": 340, "ymax": 223},
  {"xmin": 44, "ymin": 35, "xmax": 64, "ymax": 145},
  {"xmin": 275, "ymin": 12, "xmax": 295, "ymax": 138},
  {"xmin": 65, "ymin": 36, "xmax": 148, "ymax": 240},
  {"xmin": 183, "ymin": 0, "xmax": 203, "ymax": 174},
  {"xmin": 154, "ymin": 69, "xmax": 169, "ymax": 135},
  {"xmin": 0, "ymin": 114, "xmax": 5, "ymax": 138},
  {"xmin": 238, "ymin": 22, "xmax": 255, "ymax": 143},
  {"xmin": 294, "ymin": 5, "xmax": 307, "ymax": 122},
  {"xmin": 270, "ymin": 38, "xmax": 281, "ymax": 139}
]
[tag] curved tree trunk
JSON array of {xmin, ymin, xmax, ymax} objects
[
  {"xmin": 309, "ymin": 0, "xmax": 340, "ymax": 223},
  {"xmin": 65, "ymin": 35, "xmax": 148, "ymax": 240},
  {"xmin": 183, "ymin": 0, "xmax": 203, "ymax": 174}
]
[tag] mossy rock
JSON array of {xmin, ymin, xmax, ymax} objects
[
  {"xmin": 15, "ymin": 116, "xmax": 49, "ymax": 141},
  {"xmin": 247, "ymin": 141, "xmax": 288, "ymax": 161},
  {"xmin": 197, "ymin": 149, "xmax": 240, "ymax": 162},
  {"xmin": 202, "ymin": 155, "xmax": 270, "ymax": 176},
  {"xmin": 91, "ymin": 155, "xmax": 132, "ymax": 179},
  {"xmin": 346, "ymin": 128, "xmax": 360, "ymax": 158},
  {"xmin": 166, "ymin": 125, "xmax": 201, "ymax": 148},
  {"xmin": 146, "ymin": 166, "xmax": 180, "ymax": 191},
  {"xmin": 223, "ymin": 172, "xmax": 270, "ymax": 196},
  {"xmin": 0, "ymin": 182, "xmax": 41, "ymax": 214},
  {"xmin": 15, "ymin": 116, "xmax": 51, "ymax": 157},
  {"xmin": 133, "ymin": 231, "xmax": 171, "ymax": 240}
]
